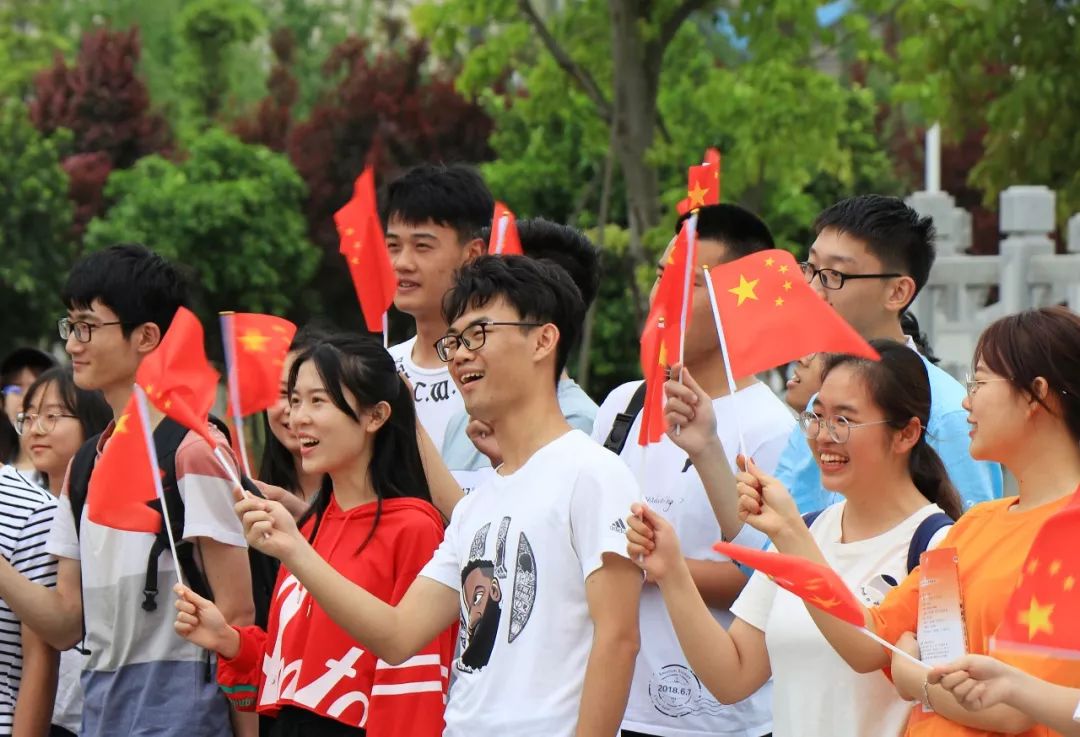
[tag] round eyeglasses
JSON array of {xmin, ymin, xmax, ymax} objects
[
  {"xmin": 799, "ymin": 411, "xmax": 894, "ymax": 444},
  {"xmin": 15, "ymin": 411, "xmax": 79, "ymax": 436}
]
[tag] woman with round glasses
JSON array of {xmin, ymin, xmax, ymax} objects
[
  {"xmin": 17, "ymin": 366, "xmax": 110, "ymax": 736},
  {"xmin": 729, "ymin": 307, "xmax": 1080, "ymax": 737},
  {"xmin": 625, "ymin": 339, "xmax": 961, "ymax": 737}
]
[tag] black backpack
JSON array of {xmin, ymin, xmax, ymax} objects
[
  {"xmin": 602, "ymin": 382, "xmax": 648, "ymax": 456},
  {"xmin": 67, "ymin": 416, "xmax": 279, "ymax": 629}
]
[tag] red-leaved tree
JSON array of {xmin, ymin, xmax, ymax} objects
[{"xmin": 30, "ymin": 27, "xmax": 171, "ymax": 238}]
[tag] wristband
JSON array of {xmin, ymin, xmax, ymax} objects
[{"xmin": 922, "ymin": 679, "xmax": 935, "ymax": 712}]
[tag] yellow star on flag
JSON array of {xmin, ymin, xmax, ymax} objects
[
  {"xmin": 775, "ymin": 297, "xmax": 784, "ymax": 307},
  {"xmin": 779, "ymin": 264, "xmax": 790, "ymax": 274},
  {"xmin": 1050, "ymin": 560, "xmax": 1062, "ymax": 576},
  {"xmin": 1027, "ymin": 559, "xmax": 1039, "ymax": 576},
  {"xmin": 765, "ymin": 256, "xmax": 775, "ymax": 268},
  {"xmin": 114, "ymin": 413, "xmax": 131, "ymax": 434},
  {"xmin": 687, "ymin": 180, "xmax": 709, "ymax": 208},
  {"xmin": 783, "ymin": 280, "xmax": 793, "ymax": 291},
  {"xmin": 807, "ymin": 595, "xmax": 842, "ymax": 611},
  {"xmin": 728, "ymin": 275, "xmax": 759, "ymax": 306},
  {"xmin": 238, "ymin": 330, "xmax": 270, "ymax": 353},
  {"xmin": 1065, "ymin": 576, "xmax": 1075, "ymax": 592},
  {"xmin": 1018, "ymin": 597, "xmax": 1054, "ymax": 639}
]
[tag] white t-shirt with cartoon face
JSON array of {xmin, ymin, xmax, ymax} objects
[
  {"xmin": 420, "ymin": 430, "xmax": 641, "ymax": 737},
  {"xmin": 388, "ymin": 337, "xmax": 464, "ymax": 450},
  {"xmin": 593, "ymin": 380, "xmax": 795, "ymax": 737},
  {"xmin": 730, "ymin": 502, "xmax": 948, "ymax": 737}
]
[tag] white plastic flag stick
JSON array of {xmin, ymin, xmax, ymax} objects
[
  {"xmin": 218, "ymin": 312, "xmax": 253, "ymax": 478},
  {"xmin": 494, "ymin": 213, "xmax": 510, "ymax": 255},
  {"xmin": 382, "ymin": 312, "xmax": 390, "ymax": 349},
  {"xmin": 674, "ymin": 213, "xmax": 699, "ymax": 436},
  {"xmin": 702, "ymin": 265, "xmax": 747, "ymax": 456},
  {"xmin": 132, "ymin": 384, "xmax": 185, "ymax": 589},
  {"xmin": 858, "ymin": 626, "xmax": 928, "ymax": 670}
]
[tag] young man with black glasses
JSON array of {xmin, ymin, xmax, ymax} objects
[{"xmin": 776, "ymin": 194, "xmax": 1002, "ymax": 513}]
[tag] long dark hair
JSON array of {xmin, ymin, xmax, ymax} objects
[
  {"xmin": 22, "ymin": 367, "xmax": 111, "ymax": 485},
  {"xmin": 257, "ymin": 325, "xmax": 329, "ymax": 493},
  {"xmin": 822, "ymin": 340, "xmax": 963, "ymax": 520},
  {"xmin": 291, "ymin": 334, "xmax": 432, "ymax": 552}
]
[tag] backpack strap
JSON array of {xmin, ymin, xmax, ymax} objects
[
  {"xmin": 603, "ymin": 382, "xmax": 649, "ymax": 456},
  {"xmin": 67, "ymin": 433, "xmax": 103, "ymax": 541},
  {"xmin": 140, "ymin": 418, "xmax": 213, "ymax": 613},
  {"xmin": 906, "ymin": 513, "xmax": 953, "ymax": 574},
  {"xmin": 801, "ymin": 510, "xmax": 823, "ymax": 529}
]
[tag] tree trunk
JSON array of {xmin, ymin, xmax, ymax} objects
[
  {"xmin": 608, "ymin": 0, "xmax": 663, "ymax": 280},
  {"xmin": 576, "ymin": 140, "xmax": 617, "ymax": 390}
]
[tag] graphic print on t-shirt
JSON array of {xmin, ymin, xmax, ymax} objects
[{"xmin": 457, "ymin": 516, "xmax": 536, "ymax": 673}]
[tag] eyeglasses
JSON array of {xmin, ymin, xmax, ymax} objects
[
  {"xmin": 58, "ymin": 317, "xmax": 125, "ymax": 343},
  {"xmin": 964, "ymin": 375, "xmax": 1010, "ymax": 397},
  {"xmin": 799, "ymin": 262, "xmax": 902, "ymax": 290},
  {"xmin": 799, "ymin": 411, "xmax": 894, "ymax": 444},
  {"xmin": 434, "ymin": 321, "xmax": 544, "ymax": 362},
  {"xmin": 15, "ymin": 411, "xmax": 78, "ymax": 436}
]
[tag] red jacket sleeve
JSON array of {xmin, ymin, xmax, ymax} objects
[
  {"xmin": 365, "ymin": 513, "xmax": 455, "ymax": 737},
  {"xmin": 216, "ymin": 624, "xmax": 270, "ymax": 711}
]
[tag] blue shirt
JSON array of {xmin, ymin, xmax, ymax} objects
[
  {"xmin": 776, "ymin": 352, "xmax": 1003, "ymax": 513},
  {"xmin": 441, "ymin": 378, "xmax": 598, "ymax": 475}
]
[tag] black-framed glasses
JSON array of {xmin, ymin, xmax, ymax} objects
[
  {"xmin": 799, "ymin": 411, "xmax": 893, "ymax": 444},
  {"xmin": 58, "ymin": 317, "xmax": 125, "ymax": 343},
  {"xmin": 798, "ymin": 262, "xmax": 902, "ymax": 290},
  {"xmin": 15, "ymin": 411, "xmax": 79, "ymax": 436},
  {"xmin": 434, "ymin": 320, "xmax": 544, "ymax": 362}
]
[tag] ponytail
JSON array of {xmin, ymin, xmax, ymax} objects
[{"xmin": 908, "ymin": 439, "xmax": 962, "ymax": 520}]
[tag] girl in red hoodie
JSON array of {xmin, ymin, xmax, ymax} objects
[{"xmin": 174, "ymin": 334, "xmax": 453, "ymax": 737}]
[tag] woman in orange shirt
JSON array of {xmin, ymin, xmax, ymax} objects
[{"xmin": 732, "ymin": 306, "xmax": 1080, "ymax": 737}]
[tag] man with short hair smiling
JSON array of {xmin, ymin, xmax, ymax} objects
[
  {"xmin": 238, "ymin": 255, "xmax": 643, "ymax": 737},
  {"xmin": 778, "ymin": 194, "xmax": 1002, "ymax": 513},
  {"xmin": 384, "ymin": 164, "xmax": 494, "ymax": 450}
]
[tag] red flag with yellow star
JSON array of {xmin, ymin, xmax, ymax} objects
[
  {"xmin": 637, "ymin": 317, "xmax": 669, "ymax": 446},
  {"xmin": 705, "ymin": 249, "xmax": 877, "ymax": 379},
  {"xmin": 677, "ymin": 148, "xmax": 721, "ymax": 215},
  {"xmin": 87, "ymin": 393, "xmax": 162, "ymax": 534},
  {"xmin": 992, "ymin": 491, "xmax": 1080, "ymax": 662},
  {"xmin": 225, "ymin": 313, "xmax": 297, "ymax": 417},
  {"xmin": 713, "ymin": 541, "xmax": 865, "ymax": 626},
  {"xmin": 136, "ymin": 307, "xmax": 221, "ymax": 446},
  {"xmin": 335, "ymin": 166, "xmax": 396, "ymax": 333},
  {"xmin": 489, "ymin": 201, "xmax": 523, "ymax": 256}
]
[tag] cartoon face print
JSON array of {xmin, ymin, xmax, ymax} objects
[{"xmin": 458, "ymin": 559, "xmax": 503, "ymax": 672}]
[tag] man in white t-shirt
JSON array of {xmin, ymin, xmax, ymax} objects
[
  {"xmin": 593, "ymin": 204, "xmax": 788, "ymax": 737},
  {"xmin": 384, "ymin": 164, "xmax": 494, "ymax": 449},
  {"xmin": 252, "ymin": 255, "xmax": 643, "ymax": 737}
]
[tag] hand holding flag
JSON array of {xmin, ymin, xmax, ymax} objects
[
  {"xmin": 624, "ymin": 503, "xmax": 687, "ymax": 584},
  {"xmin": 661, "ymin": 363, "xmax": 719, "ymax": 457}
]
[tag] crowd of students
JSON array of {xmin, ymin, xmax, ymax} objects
[{"xmin": 0, "ymin": 162, "xmax": 1076, "ymax": 737}]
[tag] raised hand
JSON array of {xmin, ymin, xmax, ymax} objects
[
  {"xmin": 735, "ymin": 455, "xmax": 802, "ymax": 539},
  {"xmin": 253, "ymin": 479, "xmax": 311, "ymax": 521},
  {"xmin": 928, "ymin": 654, "xmax": 1019, "ymax": 712},
  {"xmin": 663, "ymin": 363, "xmax": 721, "ymax": 457},
  {"xmin": 466, "ymin": 418, "xmax": 502, "ymax": 466},
  {"xmin": 232, "ymin": 485, "xmax": 307, "ymax": 565},
  {"xmin": 173, "ymin": 584, "xmax": 240, "ymax": 659},
  {"xmin": 625, "ymin": 503, "xmax": 685, "ymax": 583}
]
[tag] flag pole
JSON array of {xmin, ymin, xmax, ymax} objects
[
  {"xmin": 494, "ymin": 213, "xmax": 509, "ymax": 255},
  {"xmin": 857, "ymin": 626, "xmax": 928, "ymax": 670},
  {"xmin": 675, "ymin": 213, "xmax": 699, "ymax": 436},
  {"xmin": 702, "ymin": 265, "xmax": 747, "ymax": 456},
  {"xmin": 218, "ymin": 312, "xmax": 253, "ymax": 478},
  {"xmin": 132, "ymin": 384, "xmax": 185, "ymax": 589},
  {"xmin": 382, "ymin": 312, "xmax": 389, "ymax": 350}
]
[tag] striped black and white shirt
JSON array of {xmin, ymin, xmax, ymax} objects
[{"xmin": 0, "ymin": 465, "xmax": 58, "ymax": 735}]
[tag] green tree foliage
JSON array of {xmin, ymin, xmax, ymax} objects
[
  {"xmin": 0, "ymin": 0, "xmax": 72, "ymax": 99},
  {"xmin": 895, "ymin": 0, "xmax": 1080, "ymax": 218},
  {"xmin": 0, "ymin": 102, "xmax": 74, "ymax": 355},
  {"xmin": 84, "ymin": 129, "xmax": 319, "ymax": 322}
]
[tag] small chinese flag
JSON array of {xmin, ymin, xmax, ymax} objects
[
  {"xmin": 637, "ymin": 317, "xmax": 668, "ymax": 446},
  {"xmin": 714, "ymin": 541, "xmax": 865, "ymax": 626},
  {"xmin": 677, "ymin": 148, "xmax": 721, "ymax": 215},
  {"xmin": 136, "ymin": 307, "xmax": 220, "ymax": 446},
  {"xmin": 706, "ymin": 249, "xmax": 878, "ymax": 378},
  {"xmin": 651, "ymin": 219, "xmax": 698, "ymax": 365},
  {"xmin": 226, "ymin": 313, "xmax": 297, "ymax": 417},
  {"xmin": 335, "ymin": 166, "xmax": 396, "ymax": 333},
  {"xmin": 87, "ymin": 393, "xmax": 162, "ymax": 534},
  {"xmin": 991, "ymin": 488, "xmax": 1080, "ymax": 664},
  {"xmin": 489, "ymin": 202, "xmax": 523, "ymax": 256}
]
